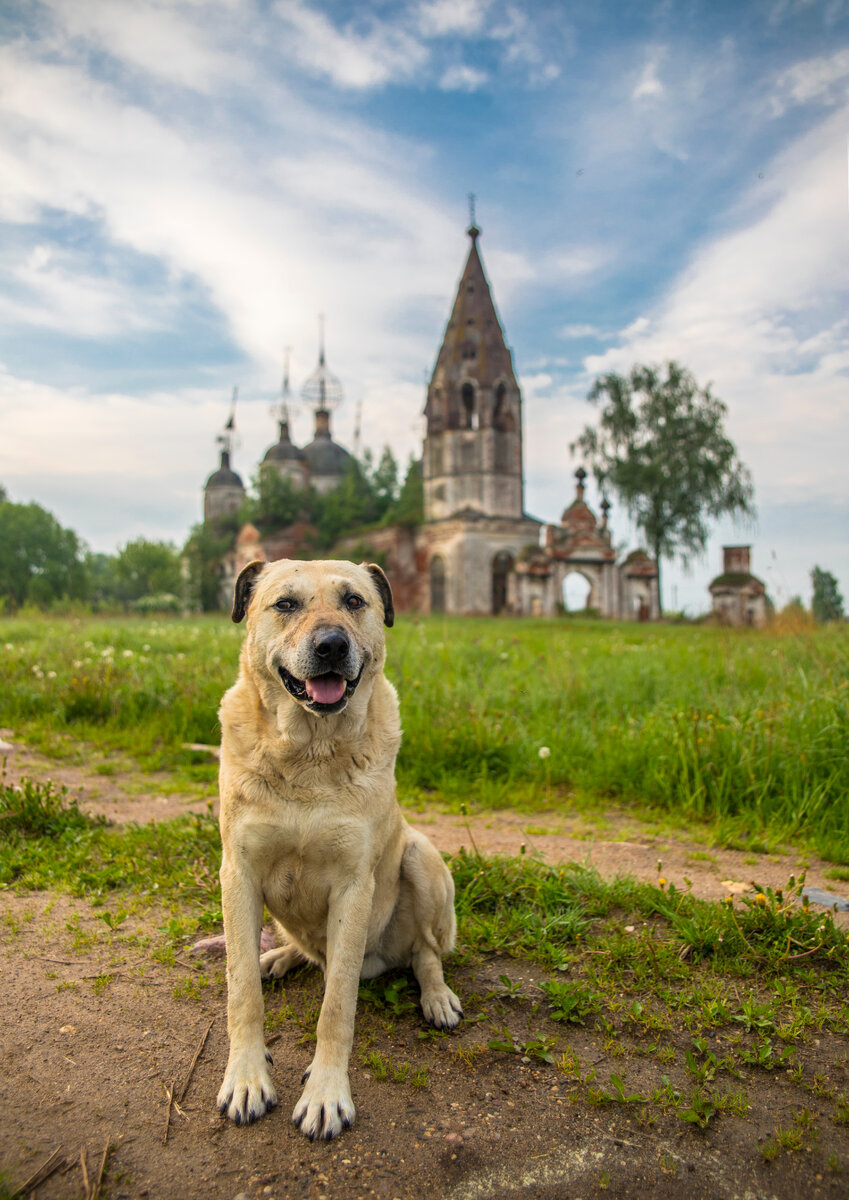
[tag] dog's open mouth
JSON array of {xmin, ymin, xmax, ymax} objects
[{"xmin": 279, "ymin": 665, "xmax": 363, "ymax": 712}]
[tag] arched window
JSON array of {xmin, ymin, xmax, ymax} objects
[
  {"xmin": 492, "ymin": 551, "xmax": 514, "ymax": 614},
  {"xmin": 461, "ymin": 383, "xmax": 478, "ymax": 431},
  {"xmin": 493, "ymin": 382, "xmax": 515, "ymax": 433},
  {"xmin": 562, "ymin": 571, "xmax": 592, "ymax": 613},
  {"xmin": 430, "ymin": 555, "xmax": 446, "ymax": 613}
]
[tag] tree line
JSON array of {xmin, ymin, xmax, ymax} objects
[
  {"xmin": 1, "ymin": 360, "xmax": 844, "ymax": 619},
  {"xmin": 0, "ymin": 448, "xmax": 423, "ymax": 613}
]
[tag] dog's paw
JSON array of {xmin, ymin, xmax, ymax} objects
[
  {"xmin": 421, "ymin": 984, "xmax": 464, "ymax": 1029},
  {"xmin": 291, "ymin": 1067, "xmax": 355, "ymax": 1141},
  {"xmin": 259, "ymin": 944, "xmax": 303, "ymax": 981},
  {"xmin": 217, "ymin": 1048, "xmax": 278, "ymax": 1125}
]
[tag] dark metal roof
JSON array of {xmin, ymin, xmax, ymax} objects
[
  {"xmin": 263, "ymin": 424, "xmax": 305, "ymax": 464},
  {"xmin": 205, "ymin": 451, "xmax": 244, "ymax": 490},
  {"xmin": 302, "ymin": 435, "xmax": 352, "ymax": 475}
]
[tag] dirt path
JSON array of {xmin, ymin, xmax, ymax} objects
[
  {"xmin": 3, "ymin": 742, "xmax": 849, "ymax": 1198},
  {"xmin": 3, "ymin": 739, "xmax": 847, "ymax": 915}
]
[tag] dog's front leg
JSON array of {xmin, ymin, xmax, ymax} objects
[
  {"xmin": 217, "ymin": 855, "xmax": 277, "ymax": 1124},
  {"xmin": 292, "ymin": 876, "xmax": 374, "ymax": 1141}
]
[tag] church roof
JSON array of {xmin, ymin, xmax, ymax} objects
[
  {"xmin": 429, "ymin": 224, "xmax": 518, "ymax": 392},
  {"xmin": 709, "ymin": 572, "xmax": 766, "ymax": 594},
  {"xmin": 302, "ymin": 409, "xmax": 352, "ymax": 477},
  {"xmin": 263, "ymin": 421, "xmax": 305, "ymax": 464},
  {"xmin": 303, "ymin": 434, "xmax": 352, "ymax": 475},
  {"xmin": 205, "ymin": 450, "xmax": 244, "ymax": 490}
]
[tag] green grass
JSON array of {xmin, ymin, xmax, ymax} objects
[
  {"xmin": 4, "ymin": 776, "xmax": 849, "ymax": 1146},
  {"xmin": 1, "ymin": 613, "xmax": 848, "ymax": 856}
]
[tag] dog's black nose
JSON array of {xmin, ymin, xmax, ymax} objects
[{"xmin": 314, "ymin": 629, "xmax": 350, "ymax": 663}]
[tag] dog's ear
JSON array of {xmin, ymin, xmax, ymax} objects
[
  {"xmin": 363, "ymin": 563, "xmax": 394, "ymax": 628},
  {"xmin": 232, "ymin": 560, "xmax": 266, "ymax": 623}
]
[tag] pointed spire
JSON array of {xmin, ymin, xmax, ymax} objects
[{"xmin": 428, "ymin": 215, "xmax": 517, "ymax": 394}]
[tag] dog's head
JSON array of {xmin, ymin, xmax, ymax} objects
[{"xmin": 231, "ymin": 558, "xmax": 394, "ymax": 717}]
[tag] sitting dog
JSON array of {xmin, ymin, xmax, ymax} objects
[{"xmin": 216, "ymin": 558, "xmax": 462, "ymax": 1140}]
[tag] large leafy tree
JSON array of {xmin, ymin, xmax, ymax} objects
[
  {"xmin": 0, "ymin": 498, "xmax": 88, "ymax": 609},
  {"xmin": 113, "ymin": 538, "xmax": 182, "ymax": 605},
  {"xmin": 811, "ymin": 567, "xmax": 845, "ymax": 623},
  {"xmin": 572, "ymin": 361, "xmax": 755, "ymax": 612}
]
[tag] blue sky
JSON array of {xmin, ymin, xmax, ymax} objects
[{"xmin": 0, "ymin": 0, "xmax": 847, "ymax": 613}]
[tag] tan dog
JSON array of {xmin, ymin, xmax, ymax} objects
[{"xmin": 216, "ymin": 558, "xmax": 462, "ymax": 1141}]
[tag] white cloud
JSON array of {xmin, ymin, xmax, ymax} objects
[
  {"xmin": 490, "ymin": 6, "xmax": 562, "ymax": 86},
  {"xmin": 632, "ymin": 48, "xmax": 666, "ymax": 101},
  {"xmin": 439, "ymin": 63, "xmax": 488, "ymax": 91},
  {"xmin": 550, "ymin": 245, "xmax": 611, "ymax": 279},
  {"xmin": 274, "ymin": 0, "xmax": 428, "ymax": 89},
  {"xmin": 0, "ymin": 38, "xmax": 467, "ymax": 380},
  {"xmin": 559, "ymin": 324, "xmax": 605, "ymax": 339},
  {"xmin": 0, "ymin": 244, "xmax": 167, "ymax": 338},
  {"xmin": 418, "ymin": 0, "xmax": 488, "ymax": 37},
  {"xmin": 45, "ymin": 0, "xmax": 244, "ymax": 93},
  {"xmin": 771, "ymin": 47, "xmax": 849, "ymax": 114},
  {"xmin": 581, "ymin": 105, "xmax": 849, "ymax": 512}
]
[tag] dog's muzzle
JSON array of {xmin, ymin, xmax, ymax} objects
[
  {"xmin": 278, "ymin": 627, "xmax": 364, "ymax": 714},
  {"xmin": 278, "ymin": 664, "xmax": 364, "ymax": 713}
]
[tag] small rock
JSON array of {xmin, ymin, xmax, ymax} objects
[{"xmin": 802, "ymin": 886, "xmax": 849, "ymax": 912}]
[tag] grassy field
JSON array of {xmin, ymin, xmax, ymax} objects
[
  {"xmin": 1, "ymin": 612, "xmax": 847, "ymax": 858},
  {"xmin": 2, "ymin": 777, "xmax": 849, "ymax": 1164}
]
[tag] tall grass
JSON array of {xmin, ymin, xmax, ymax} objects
[{"xmin": 1, "ymin": 614, "xmax": 847, "ymax": 857}]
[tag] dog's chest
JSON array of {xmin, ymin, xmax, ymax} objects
[{"xmin": 239, "ymin": 806, "xmax": 378, "ymax": 917}]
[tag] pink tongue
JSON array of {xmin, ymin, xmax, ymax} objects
[{"xmin": 305, "ymin": 674, "xmax": 346, "ymax": 705}]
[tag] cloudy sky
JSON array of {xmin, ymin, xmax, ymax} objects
[{"xmin": 1, "ymin": 0, "xmax": 847, "ymax": 613}]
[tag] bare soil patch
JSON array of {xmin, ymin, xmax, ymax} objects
[
  {"xmin": 1, "ymin": 893, "xmax": 848, "ymax": 1200},
  {"xmin": 3, "ymin": 746, "xmax": 849, "ymax": 1199}
]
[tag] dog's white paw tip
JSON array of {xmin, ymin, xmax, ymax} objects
[
  {"xmin": 422, "ymin": 986, "xmax": 463, "ymax": 1029},
  {"xmin": 292, "ymin": 1083, "xmax": 355, "ymax": 1140},
  {"xmin": 217, "ymin": 1063, "xmax": 278, "ymax": 1126}
]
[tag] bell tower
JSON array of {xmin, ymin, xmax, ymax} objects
[{"xmin": 423, "ymin": 208, "xmax": 524, "ymax": 522}]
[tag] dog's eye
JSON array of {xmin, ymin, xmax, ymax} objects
[
  {"xmin": 345, "ymin": 593, "xmax": 365, "ymax": 611},
  {"xmin": 272, "ymin": 597, "xmax": 298, "ymax": 613}
]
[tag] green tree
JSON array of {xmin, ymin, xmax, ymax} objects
[
  {"xmin": 370, "ymin": 446, "xmax": 399, "ymax": 519},
  {"xmin": 247, "ymin": 464, "xmax": 305, "ymax": 533},
  {"xmin": 84, "ymin": 551, "xmax": 122, "ymax": 609},
  {"xmin": 811, "ymin": 567, "xmax": 845, "ymax": 623},
  {"xmin": 113, "ymin": 538, "xmax": 181, "ymax": 606},
  {"xmin": 183, "ymin": 523, "xmax": 235, "ymax": 611},
  {"xmin": 314, "ymin": 460, "xmax": 377, "ymax": 547},
  {"xmin": 0, "ymin": 499, "xmax": 88, "ymax": 609},
  {"xmin": 572, "ymin": 361, "xmax": 755, "ymax": 613},
  {"xmin": 384, "ymin": 456, "xmax": 423, "ymax": 527}
]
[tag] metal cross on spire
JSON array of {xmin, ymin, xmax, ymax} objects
[
  {"xmin": 301, "ymin": 314, "xmax": 344, "ymax": 413},
  {"xmin": 271, "ymin": 349, "xmax": 292, "ymax": 432},
  {"xmin": 467, "ymin": 192, "xmax": 480, "ymax": 240},
  {"xmin": 217, "ymin": 386, "xmax": 239, "ymax": 455}
]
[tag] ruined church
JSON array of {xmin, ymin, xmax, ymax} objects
[{"xmin": 203, "ymin": 219, "xmax": 659, "ymax": 619}]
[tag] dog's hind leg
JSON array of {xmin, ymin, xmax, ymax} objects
[
  {"xmin": 260, "ymin": 942, "xmax": 307, "ymax": 981},
  {"xmin": 400, "ymin": 832, "xmax": 463, "ymax": 1029}
]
